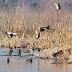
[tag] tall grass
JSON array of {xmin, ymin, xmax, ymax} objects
[{"xmin": 0, "ymin": 0, "xmax": 72, "ymax": 49}]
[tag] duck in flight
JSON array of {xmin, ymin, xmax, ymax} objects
[
  {"xmin": 55, "ymin": 3, "xmax": 61, "ymax": 11},
  {"xmin": 5, "ymin": 32, "xmax": 17, "ymax": 37}
]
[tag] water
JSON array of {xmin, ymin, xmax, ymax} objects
[
  {"xmin": 0, "ymin": 48, "xmax": 72, "ymax": 72},
  {"xmin": 0, "ymin": 60, "xmax": 72, "ymax": 72}
]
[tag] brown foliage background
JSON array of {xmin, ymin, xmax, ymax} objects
[{"xmin": 0, "ymin": 0, "xmax": 72, "ymax": 49}]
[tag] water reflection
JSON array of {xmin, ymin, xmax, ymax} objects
[
  {"xmin": 0, "ymin": 61, "xmax": 72, "ymax": 72},
  {"xmin": 0, "ymin": 48, "xmax": 72, "ymax": 72}
]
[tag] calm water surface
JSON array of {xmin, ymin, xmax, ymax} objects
[
  {"xmin": 0, "ymin": 60, "xmax": 72, "ymax": 72},
  {"xmin": 0, "ymin": 48, "xmax": 72, "ymax": 72}
]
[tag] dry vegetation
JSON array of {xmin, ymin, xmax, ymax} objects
[{"xmin": 0, "ymin": 0, "xmax": 72, "ymax": 53}]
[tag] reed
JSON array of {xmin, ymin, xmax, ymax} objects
[{"xmin": 0, "ymin": 0, "xmax": 71, "ymax": 51}]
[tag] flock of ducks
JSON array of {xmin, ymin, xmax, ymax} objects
[
  {"xmin": 35, "ymin": 3, "xmax": 62, "ymax": 39},
  {"xmin": 6, "ymin": 2, "xmax": 62, "ymax": 63},
  {"xmin": 5, "ymin": 3, "xmax": 61, "ymax": 39}
]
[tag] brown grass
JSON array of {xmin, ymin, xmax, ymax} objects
[{"xmin": 0, "ymin": 0, "xmax": 72, "ymax": 51}]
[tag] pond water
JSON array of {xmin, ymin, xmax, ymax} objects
[
  {"xmin": 0, "ymin": 48, "xmax": 72, "ymax": 72},
  {"xmin": 0, "ymin": 60, "xmax": 72, "ymax": 72}
]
